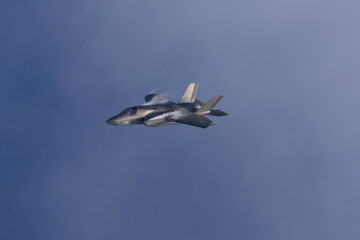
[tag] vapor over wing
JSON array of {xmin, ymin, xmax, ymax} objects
[
  {"xmin": 144, "ymin": 93, "xmax": 158, "ymax": 102},
  {"xmin": 143, "ymin": 94, "xmax": 170, "ymax": 105}
]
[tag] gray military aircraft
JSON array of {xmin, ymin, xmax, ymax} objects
[{"xmin": 106, "ymin": 83, "xmax": 227, "ymax": 128}]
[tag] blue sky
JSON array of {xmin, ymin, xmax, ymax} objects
[{"xmin": 1, "ymin": 0, "xmax": 360, "ymax": 239}]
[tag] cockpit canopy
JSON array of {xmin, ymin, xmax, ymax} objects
[{"xmin": 119, "ymin": 107, "xmax": 137, "ymax": 117}]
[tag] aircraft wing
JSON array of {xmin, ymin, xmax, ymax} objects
[
  {"xmin": 172, "ymin": 113, "xmax": 214, "ymax": 129},
  {"xmin": 144, "ymin": 93, "xmax": 159, "ymax": 102},
  {"xmin": 143, "ymin": 93, "xmax": 171, "ymax": 105}
]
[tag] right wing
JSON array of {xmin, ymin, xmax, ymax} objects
[
  {"xmin": 143, "ymin": 94, "xmax": 170, "ymax": 105},
  {"xmin": 144, "ymin": 93, "xmax": 159, "ymax": 102},
  {"xmin": 172, "ymin": 113, "xmax": 214, "ymax": 129}
]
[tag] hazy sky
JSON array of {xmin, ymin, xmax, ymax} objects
[{"xmin": 1, "ymin": 0, "xmax": 360, "ymax": 239}]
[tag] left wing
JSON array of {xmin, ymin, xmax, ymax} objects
[{"xmin": 172, "ymin": 113, "xmax": 214, "ymax": 129}]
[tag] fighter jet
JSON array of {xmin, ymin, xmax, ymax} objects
[{"xmin": 106, "ymin": 83, "xmax": 228, "ymax": 129}]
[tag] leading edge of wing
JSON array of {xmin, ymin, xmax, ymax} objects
[{"xmin": 172, "ymin": 113, "xmax": 214, "ymax": 129}]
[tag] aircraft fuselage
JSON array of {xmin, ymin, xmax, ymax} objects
[{"xmin": 106, "ymin": 102, "xmax": 198, "ymax": 127}]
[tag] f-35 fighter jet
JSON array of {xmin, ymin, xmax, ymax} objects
[{"xmin": 106, "ymin": 83, "xmax": 228, "ymax": 128}]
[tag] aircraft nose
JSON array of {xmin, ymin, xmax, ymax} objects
[{"xmin": 106, "ymin": 116, "xmax": 117, "ymax": 125}]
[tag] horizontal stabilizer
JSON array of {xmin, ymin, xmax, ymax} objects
[
  {"xmin": 173, "ymin": 113, "xmax": 213, "ymax": 129},
  {"xmin": 195, "ymin": 96, "xmax": 223, "ymax": 115},
  {"xmin": 209, "ymin": 109, "xmax": 228, "ymax": 116},
  {"xmin": 178, "ymin": 83, "xmax": 199, "ymax": 103}
]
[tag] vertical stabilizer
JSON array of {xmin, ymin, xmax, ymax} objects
[
  {"xmin": 178, "ymin": 83, "xmax": 199, "ymax": 103},
  {"xmin": 195, "ymin": 96, "xmax": 223, "ymax": 115}
]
